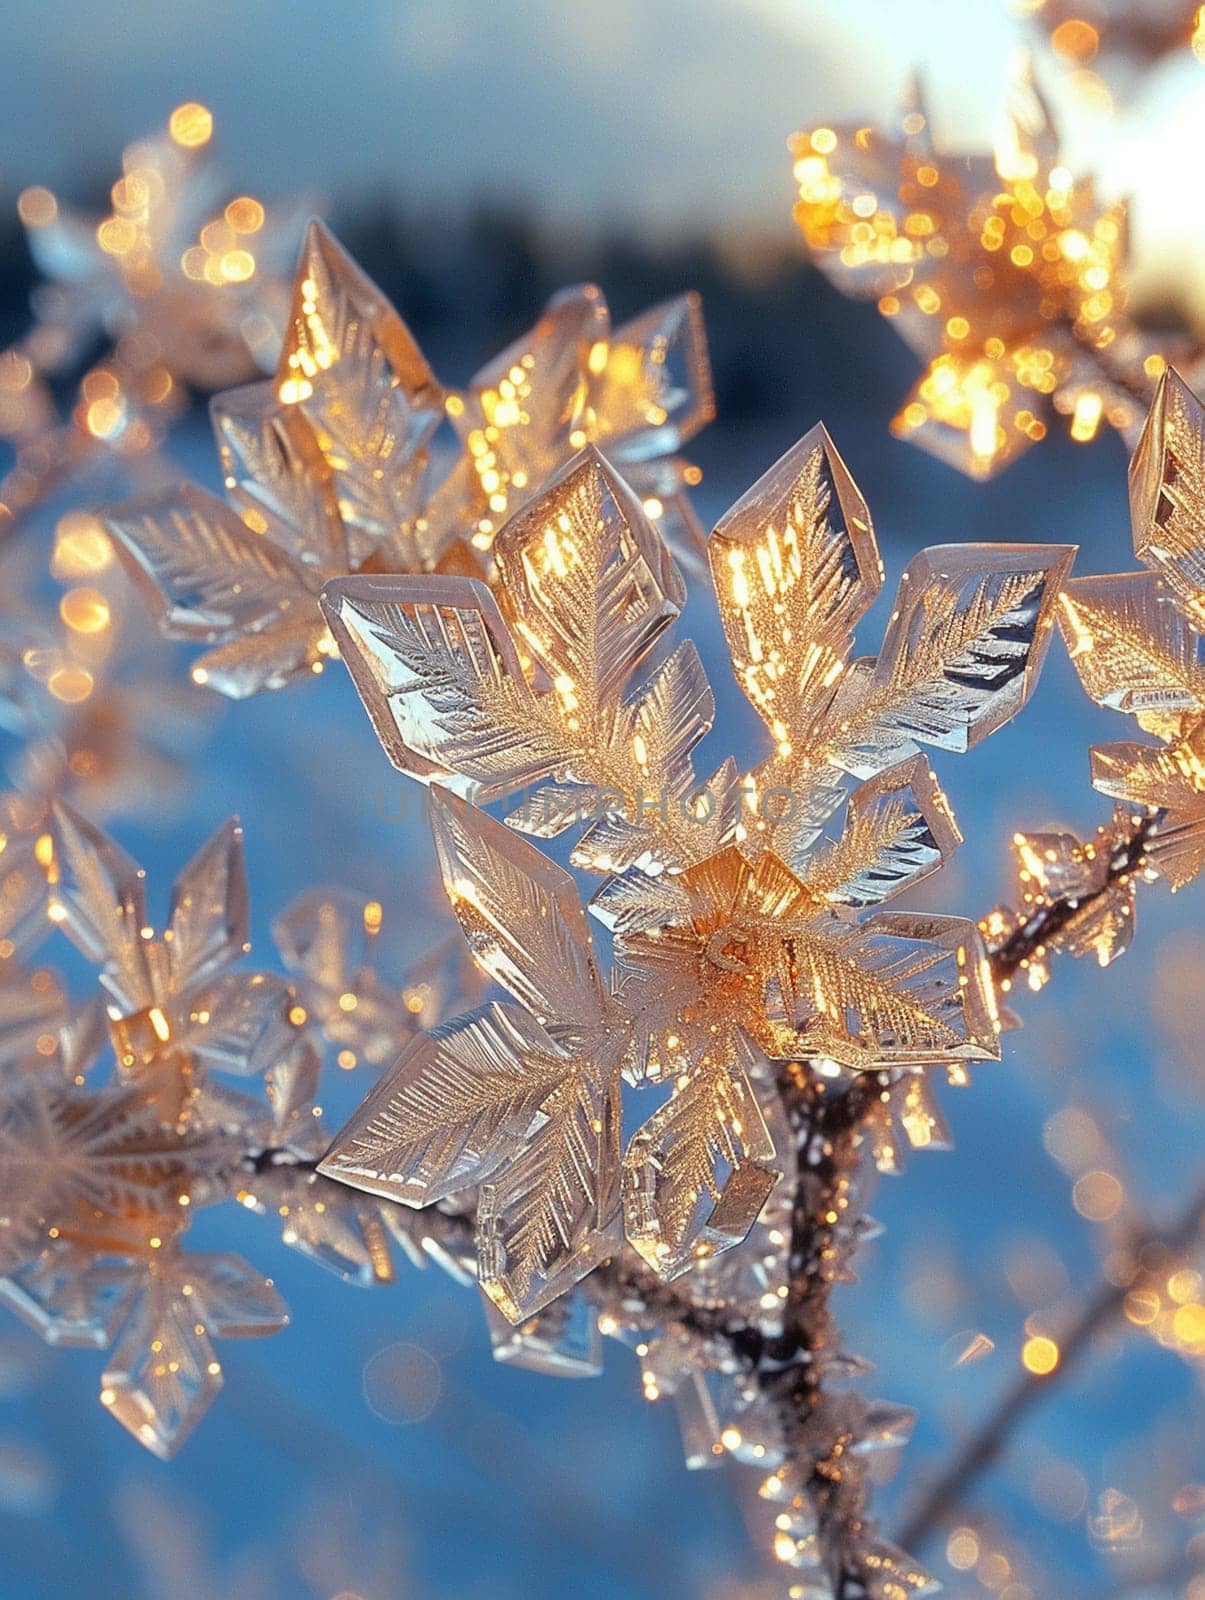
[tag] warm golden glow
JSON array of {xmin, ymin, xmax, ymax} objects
[
  {"xmin": 59, "ymin": 586, "xmax": 112, "ymax": 635},
  {"xmin": 224, "ymin": 196, "xmax": 264, "ymax": 233},
  {"xmin": 1021, "ymin": 1334, "xmax": 1060, "ymax": 1375},
  {"xmin": 219, "ymin": 248, "xmax": 256, "ymax": 283},
  {"xmin": 169, "ymin": 102, "xmax": 213, "ymax": 148},
  {"xmin": 53, "ymin": 514, "xmax": 113, "ymax": 577},
  {"xmin": 47, "ymin": 664, "xmax": 94, "ymax": 703},
  {"xmin": 1050, "ymin": 17, "xmax": 1099, "ymax": 62},
  {"xmin": 790, "ymin": 67, "xmax": 1133, "ymax": 477},
  {"xmin": 1070, "ymin": 390, "xmax": 1103, "ymax": 443},
  {"xmin": 946, "ymin": 1528, "xmax": 979, "ymax": 1571}
]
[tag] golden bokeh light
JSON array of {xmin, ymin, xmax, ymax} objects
[
  {"xmin": 224, "ymin": 196, "xmax": 264, "ymax": 233},
  {"xmin": 1021, "ymin": 1335, "xmax": 1060, "ymax": 1375},
  {"xmin": 1072, "ymin": 1168, "xmax": 1124, "ymax": 1222},
  {"xmin": 53, "ymin": 514, "xmax": 113, "ymax": 577},
  {"xmin": 946, "ymin": 1527, "xmax": 979, "ymax": 1570},
  {"xmin": 168, "ymin": 101, "xmax": 213, "ymax": 148},
  {"xmin": 789, "ymin": 66, "xmax": 1144, "ymax": 477},
  {"xmin": 59, "ymin": 587, "xmax": 112, "ymax": 635},
  {"xmin": 46, "ymin": 664, "xmax": 95, "ymax": 704},
  {"xmin": 17, "ymin": 185, "xmax": 57, "ymax": 228}
]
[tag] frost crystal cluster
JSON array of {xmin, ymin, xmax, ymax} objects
[{"xmin": 105, "ymin": 221, "xmax": 712, "ymax": 697}]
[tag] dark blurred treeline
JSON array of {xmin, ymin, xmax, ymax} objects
[
  {"xmin": 337, "ymin": 199, "xmax": 917, "ymax": 471},
  {"xmin": 0, "ymin": 189, "xmax": 915, "ymax": 465}
]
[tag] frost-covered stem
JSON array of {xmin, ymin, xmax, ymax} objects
[
  {"xmin": 739, "ymin": 804, "xmax": 1166, "ymax": 1584},
  {"xmin": 765, "ymin": 1069, "xmax": 884, "ymax": 1595},
  {"xmin": 898, "ymin": 1179, "xmax": 1205, "ymax": 1553},
  {"xmin": 246, "ymin": 1079, "xmax": 886, "ymax": 1590},
  {"xmin": 242, "ymin": 1144, "xmax": 789, "ymax": 1351},
  {"xmin": 985, "ymin": 810, "xmax": 1160, "ymax": 987},
  {"xmin": 243, "ymin": 809, "xmax": 1170, "ymax": 1590}
]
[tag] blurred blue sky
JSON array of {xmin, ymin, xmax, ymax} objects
[
  {"xmin": 5, "ymin": 0, "xmax": 1205, "ymax": 303},
  {"xmin": 0, "ymin": 0, "xmax": 1034, "ymax": 234}
]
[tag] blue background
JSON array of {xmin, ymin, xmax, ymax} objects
[{"xmin": 0, "ymin": 5, "xmax": 1202, "ymax": 1596}]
